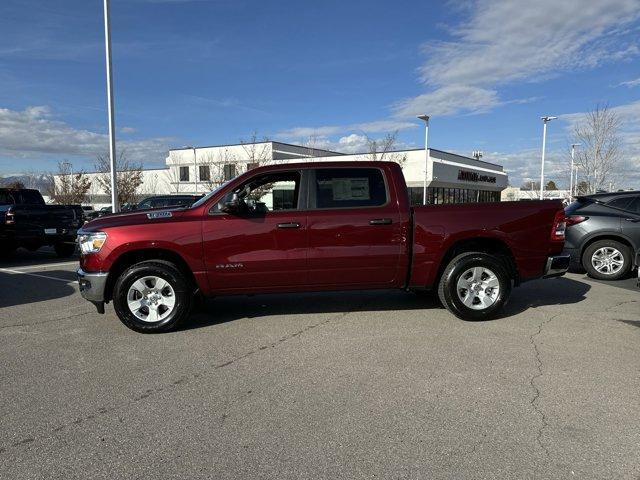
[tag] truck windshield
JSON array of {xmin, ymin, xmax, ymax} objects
[{"xmin": 191, "ymin": 181, "xmax": 232, "ymax": 208}]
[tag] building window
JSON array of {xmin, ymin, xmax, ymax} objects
[
  {"xmin": 223, "ymin": 164, "xmax": 236, "ymax": 181},
  {"xmin": 246, "ymin": 162, "xmax": 259, "ymax": 171},
  {"xmin": 179, "ymin": 166, "xmax": 189, "ymax": 182},
  {"xmin": 199, "ymin": 165, "xmax": 210, "ymax": 182}
]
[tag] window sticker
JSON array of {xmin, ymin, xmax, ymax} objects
[{"xmin": 332, "ymin": 178, "xmax": 370, "ymax": 201}]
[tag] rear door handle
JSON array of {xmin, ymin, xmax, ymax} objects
[
  {"xmin": 277, "ymin": 222, "xmax": 302, "ymax": 229},
  {"xmin": 369, "ymin": 218, "xmax": 392, "ymax": 225},
  {"xmin": 625, "ymin": 218, "xmax": 640, "ymax": 223}
]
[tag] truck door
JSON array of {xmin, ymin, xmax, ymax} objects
[
  {"xmin": 306, "ymin": 166, "xmax": 406, "ymax": 287},
  {"xmin": 202, "ymin": 170, "xmax": 308, "ymax": 292}
]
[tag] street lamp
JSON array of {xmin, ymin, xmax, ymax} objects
[
  {"xmin": 539, "ymin": 115, "xmax": 557, "ymax": 200},
  {"xmin": 570, "ymin": 143, "xmax": 580, "ymax": 200},
  {"xmin": 417, "ymin": 114, "xmax": 430, "ymax": 205},
  {"xmin": 192, "ymin": 146, "xmax": 198, "ymax": 194},
  {"xmin": 102, "ymin": 0, "xmax": 118, "ymax": 213}
]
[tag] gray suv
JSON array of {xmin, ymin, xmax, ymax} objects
[{"xmin": 564, "ymin": 191, "xmax": 640, "ymax": 280}]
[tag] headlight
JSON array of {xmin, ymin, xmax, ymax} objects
[{"xmin": 77, "ymin": 231, "xmax": 107, "ymax": 254}]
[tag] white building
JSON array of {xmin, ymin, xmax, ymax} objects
[{"xmin": 60, "ymin": 140, "xmax": 508, "ymax": 207}]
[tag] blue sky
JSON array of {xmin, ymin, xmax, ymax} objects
[{"xmin": 1, "ymin": 0, "xmax": 639, "ymax": 188}]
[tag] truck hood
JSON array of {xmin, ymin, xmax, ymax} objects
[{"xmin": 81, "ymin": 208, "xmax": 188, "ymax": 232}]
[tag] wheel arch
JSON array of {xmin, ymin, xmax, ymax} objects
[
  {"xmin": 435, "ymin": 237, "xmax": 518, "ymax": 287},
  {"xmin": 104, "ymin": 248, "xmax": 199, "ymax": 303},
  {"xmin": 580, "ymin": 234, "xmax": 635, "ymax": 260}
]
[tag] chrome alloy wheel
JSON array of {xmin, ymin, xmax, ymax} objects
[
  {"xmin": 127, "ymin": 276, "xmax": 176, "ymax": 323},
  {"xmin": 591, "ymin": 247, "xmax": 624, "ymax": 275},
  {"xmin": 456, "ymin": 266, "xmax": 500, "ymax": 310}
]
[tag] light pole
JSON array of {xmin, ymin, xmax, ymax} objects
[
  {"xmin": 570, "ymin": 143, "xmax": 580, "ymax": 200},
  {"xmin": 539, "ymin": 115, "xmax": 557, "ymax": 200},
  {"xmin": 193, "ymin": 146, "xmax": 198, "ymax": 194},
  {"xmin": 103, "ymin": 0, "xmax": 118, "ymax": 212},
  {"xmin": 417, "ymin": 114, "xmax": 430, "ymax": 205}
]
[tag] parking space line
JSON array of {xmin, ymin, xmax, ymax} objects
[
  {"xmin": 0, "ymin": 267, "xmax": 77, "ymax": 284},
  {"xmin": 11, "ymin": 261, "xmax": 79, "ymax": 271}
]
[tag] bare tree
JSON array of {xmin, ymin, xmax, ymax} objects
[
  {"xmin": 241, "ymin": 132, "xmax": 272, "ymax": 170},
  {"xmin": 361, "ymin": 131, "xmax": 407, "ymax": 166},
  {"xmin": 571, "ymin": 105, "xmax": 621, "ymax": 193},
  {"xmin": 198, "ymin": 149, "xmax": 239, "ymax": 191},
  {"xmin": 51, "ymin": 162, "xmax": 92, "ymax": 204},
  {"xmin": 95, "ymin": 151, "xmax": 143, "ymax": 205}
]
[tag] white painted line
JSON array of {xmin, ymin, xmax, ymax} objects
[
  {"xmin": 12, "ymin": 261, "xmax": 79, "ymax": 271},
  {"xmin": 0, "ymin": 267, "xmax": 77, "ymax": 284}
]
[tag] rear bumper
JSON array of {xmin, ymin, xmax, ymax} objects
[
  {"xmin": 77, "ymin": 268, "xmax": 108, "ymax": 304},
  {"xmin": 543, "ymin": 254, "xmax": 571, "ymax": 279}
]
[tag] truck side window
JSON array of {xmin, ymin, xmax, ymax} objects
[
  {"xmin": 213, "ymin": 171, "xmax": 301, "ymax": 213},
  {"xmin": 314, "ymin": 168, "xmax": 387, "ymax": 209}
]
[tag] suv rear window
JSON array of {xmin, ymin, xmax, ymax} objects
[
  {"xmin": 314, "ymin": 168, "xmax": 387, "ymax": 209},
  {"xmin": 564, "ymin": 198, "xmax": 592, "ymax": 215},
  {"xmin": 606, "ymin": 196, "xmax": 633, "ymax": 211}
]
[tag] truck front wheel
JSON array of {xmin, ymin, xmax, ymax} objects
[
  {"xmin": 438, "ymin": 252, "xmax": 511, "ymax": 321},
  {"xmin": 113, "ymin": 260, "xmax": 193, "ymax": 333}
]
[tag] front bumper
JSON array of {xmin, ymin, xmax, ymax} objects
[
  {"xmin": 77, "ymin": 268, "xmax": 108, "ymax": 312},
  {"xmin": 543, "ymin": 254, "xmax": 571, "ymax": 279}
]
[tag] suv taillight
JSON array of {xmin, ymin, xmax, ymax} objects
[
  {"xmin": 551, "ymin": 210, "xmax": 566, "ymax": 241},
  {"xmin": 566, "ymin": 215, "xmax": 588, "ymax": 226}
]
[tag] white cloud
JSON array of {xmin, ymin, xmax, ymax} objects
[
  {"xmin": 617, "ymin": 77, "xmax": 640, "ymax": 88},
  {"xmin": 120, "ymin": 126, "xmax": 137, "ymax": 134},
  {"xmin": 275, "ymin": 119, "xmax": 417, "ymax": 142},
  {"xmin": 489, "ymin": 99, "xmax": 640, "ymax": 188},
  {"xmin": 394, "ymin": 85, "xmax": 500, "ymax": 117},
  {"xmin": 394, "ymin": 0, "xmax": 640, "ymax": 117},
  {"xmin": 0, "ymin": 106, "xmax": 172, "ymax": 168}
]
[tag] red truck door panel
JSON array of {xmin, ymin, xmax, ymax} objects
[
  {"xmin": 202, "ymin": 171, "xmax": 308, "ymax": 292},
  {"xmin": 306, "ymin": 167, "xmax": 405, "ymax": 287}
]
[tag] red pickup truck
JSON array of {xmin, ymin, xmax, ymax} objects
[{"xmin": 77, "ymin": 161, "xmax": 570, "ymax": 333}]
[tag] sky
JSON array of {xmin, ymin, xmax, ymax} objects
[{"xmin": 1, "ymin": 0, "xmax": 639, "ymax": 188}]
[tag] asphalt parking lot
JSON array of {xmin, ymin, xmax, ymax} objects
[{"xmin": 1, "ymin": 248, "xmax": 638, "ymax": 479}]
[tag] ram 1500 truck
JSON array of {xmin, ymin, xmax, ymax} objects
[
  {"xmin": 1, "ymin": 188, "xmax": 83, "ymax": 257},
  {"xmin": 77, "ymin": 161, "xmax": 570, "ymax": 333}
]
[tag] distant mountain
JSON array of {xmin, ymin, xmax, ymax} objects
[{"xmin": 0, "ymin": 174, "xmax": 51, "ymax": 192}]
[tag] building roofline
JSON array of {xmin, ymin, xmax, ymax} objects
[{"xmin": 169, "ymin": 140, "xmax": 343, "ymax": 156}]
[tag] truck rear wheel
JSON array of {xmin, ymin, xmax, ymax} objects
[
  {"xmin": 113, "ymin": 260, "xmax": 193, "ymax": 333},
  {"xmin": 438, "ymin": 252, "xmax": 511, "ymax": 321}
]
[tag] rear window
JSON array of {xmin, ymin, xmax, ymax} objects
[
  {"xmin": 0, "ymin": 191, "xmax": 14, "ymax": 205},
  {"xmin": 314, "ymin": 168, "xmax": 387, "ymax": 209},
  {"xmin": 606, "ymin": 196, "xmax": 634, "ymax": 211},
  {"xmin": 626, "ymin": 196, "xmax": 640, "ymax": 215},
  {"xmin": 564, "ymin": 199, "xmax": 592, "ymax": 215}
]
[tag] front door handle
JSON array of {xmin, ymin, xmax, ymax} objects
[
  {"xmin": 277, "ymin": 222, "xmax": 302, "ymax": 229},
  {"xmin": 624, "ymin": 217, "xmax": 640, "ymax": 223},
  {"xmin": 369, "ymin": 218, "xmax": 392, "ymax": 225}
]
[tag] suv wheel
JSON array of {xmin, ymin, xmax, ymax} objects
[
  {"xmin": 113, "ymin": 260, "xmax": 193, "ymax": 333},
  {"xmin": 438, "ymin": 252, "xmax": 512, "ymax": 321},
  {"xmin": 582, "ymin": 240, "xmax": 631, "ymax": 281}
]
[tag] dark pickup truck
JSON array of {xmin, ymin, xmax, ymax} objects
[
  {"xmin": 77, "ymin": 161, "xmax": 570, "ymax": 333},
  {"xmin": 0, "ymin": 188, "xmax": 83, "ymax": 257}
]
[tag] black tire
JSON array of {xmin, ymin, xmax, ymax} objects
[
  {"xmin": 582, "ymin": 240, "xmax": 631, "ymax": 281},
  {"xmin": 437, "ymin": 252, "xmax": 512, "ymax": 321},
  {"xmin": 54, "ymin": 242, "xmax": 76, "ymax": 258},
  {"xmin": 113, "ymin": 260, "xmax": 194, "ymax": 333}
]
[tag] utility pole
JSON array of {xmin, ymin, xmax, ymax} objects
[
  {"xmin": 570, "ymin": 143, "xmax": 580, "ymax": 201},
  {"xmin": 539, "ymin": 116, "xmax": 557, "ymax": 200},
  {"xmin": 103, "ymin": 0, "xmax": 118, "ymax": 212},
  {"xmin": 193, "ymin": 147, "xmax": 198, "ymax": 194},
  {"xmin": 417, "ymin": 115, "xmax": 430, "ymax": 205}
]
